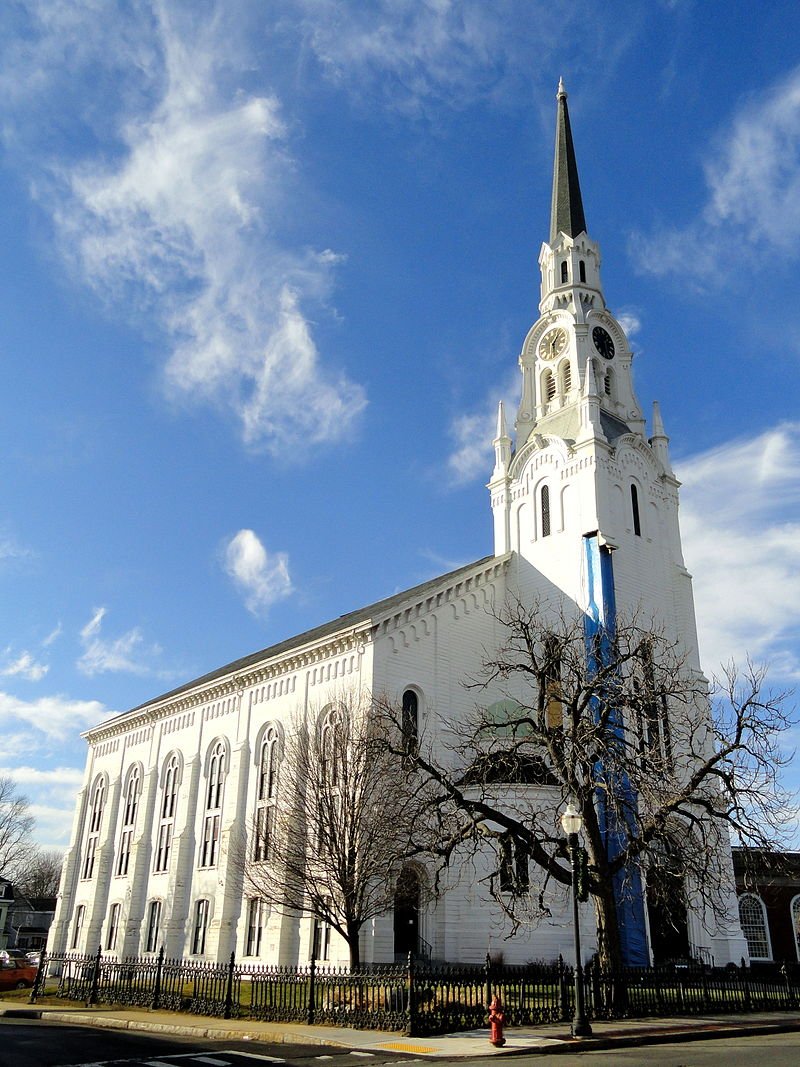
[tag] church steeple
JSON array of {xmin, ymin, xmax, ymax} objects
[{"xmin": 550, "ymin": 78, "xmax": 587, "ymax": 243}]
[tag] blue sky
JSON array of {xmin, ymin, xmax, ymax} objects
[{"xmin": 2, "ymin": 0, "xmax": 800, "ymax": 850}]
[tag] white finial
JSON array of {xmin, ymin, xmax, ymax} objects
[
  {"xmin": 652, "ymin": 400, "xmax": 666, "ymax": 437},
  {"xmin": 584, "ymin": 355, "xmax": 598, "ymax": 398},
  {"xmin": 495, "ymin": 400, "xmax": 508, "ymax": 440},
  {"xmin": 557, "ymin": 77, "xmax": 567, "ymax": 98}
]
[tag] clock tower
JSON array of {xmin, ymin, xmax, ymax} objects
[{"xmin": 489, "ymin": 81, "xmax": 746, "ymax": 967}]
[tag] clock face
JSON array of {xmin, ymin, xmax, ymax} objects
[
  {"xmin": 539, "ymin": 327, "xmax": 568, "ymax": 361},
  {"xmin": 592, "ymin": 326, "xmax": 615, "ymax": 359}
]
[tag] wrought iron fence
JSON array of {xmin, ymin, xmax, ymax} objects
[{"xmin": 28, "ymin": 950, "xmax": 800, "ymax": 1036}]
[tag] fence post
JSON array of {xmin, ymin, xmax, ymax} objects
[
  {"xmin": 307, "ymin": 954, "xmax": 317, "ymax": 1025},
  {"xmin": 223, "ymin": 951, "xmax": 236, "ymax": 1020},
  {"xmin": 406, "ymin": 950, "xmax": 416, "ymax": 1036},
  {"xmin": 87, "ymin": 945, "xmax": 102, "ymax": 1007},
  {"xmin": 151, "ymin": 946, "xmax": 164, "ymax": 1011},
  {"xmin": 29, "ymin": 950, "xmax": 46, "ymax": 1004},
  {"xmin": 484, "ymin": 953, "xmax": 492, "ymax": 1024}
]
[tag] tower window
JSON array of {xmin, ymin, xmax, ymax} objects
[
  {"xmin": 541, "ymin": 485, "xmax": 551, "ymax": 538},
  {"xmin": 544, "ymin": 371, "xmax": 556, "ymax": 403},
  {"xmin": 631, "ymin": 484, "xmax": 641, "ymax": 537},
  {"xmin": 579, "ymin": 260, "xmax": 586, "ymax": 282},
  {"xmin": 604, "ymin": 370, "xmax": 613, "ymax": 397},
  {"xmin": 560, "ymin": 260, "xmax": 568, "ymax": 284},
  {"xmin": 561, "ymin": 360, "xmax": 572, "ymax": 394}
]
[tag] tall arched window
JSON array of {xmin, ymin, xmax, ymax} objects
[
  {"xmin": 82, "ymin": 776, "xmax": 106, "ymax": 880},
  {"xmin": 145, "ymin": 899, "xmax": 162, "ymax": 953},
  {"xmin": 116, "ymin": 766, "xmax": 141, "ymax": 877},
  {"xmin": 254, "ymin": 727, "xmax": 279, "ymax": 862},
  {"xmin": 199, "ymin": 741, "xmax": 226, "ymax": 868},
  {"xmin": 738, "ymin": 894, "xmax": 771, "ymax": 960},
  {"xmin": 155, "ymin": 755, "xmax": 179, "ymax": 873},
  {"xmin": 541, "ymin": 485, "xmax": 551, "ymax": 538},
  {"xmin": 321, "ymin": 708, "xmax": 341, "ymax": 787},
  {"xmin": 106, "ymin": 902, "xmax": 121, "ymax": 951},
  {"xmin": 71, "ymin": 904, "xmax": 85, "ymax": 949},
  {"xmin": 543, "ymin": 370, "xmax": 556, "ymax": 404},
  {"xmin": 579, "ymin": 260, "xmax": 586, "ymax": 282},
  {"xmin": 402, "ymin": 690, "xmax": 419, "ymax": 757},
  {"xmin": 560, "ymin": 359, "xmax": 572, "ymax": 394},
  {"xmin": 631, "ymin": 484, "xmax": 642, "ymax": 537},
  {"xmin": 560, "ymin": 260, "xmax": 568, "ymax": 283},
  {"xmin": 792, "ymin": 895, "xmax": 800, "ymax": 962},
  {"xmin": 604, "ymin": 369, "xmax": 613, "ymax": 397}
]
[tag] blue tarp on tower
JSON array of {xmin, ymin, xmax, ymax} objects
[{"xmin": 583, "ymin": 533, "xmax": 649, "ymax": 966}]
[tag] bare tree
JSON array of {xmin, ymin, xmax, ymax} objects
[
  {"xmin": 239, "ymin": 693, "xmax": 435, "ymax": 968},
  {"xmin": 0, "ymin": 777, "xmax": 35, "ymax": 879},
  {"xmin": 12, "ymin": 848, "xmax": 64, "ymax": 898},
  {"xmin": 374, "ymin": 599, "xmax": 797, "ymax": 973}
]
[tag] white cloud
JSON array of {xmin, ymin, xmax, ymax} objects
[
  {"xmin": 0, "ymin": 691, "xmax": 112, "ymax": 742},
  {"xmin": 223, "ymin": 529, "xmax": 292, "ymax": 616},
  {"xmin": 0, "ymin": 766, "xmax": 87, "ymax": 848},
  {"xmin": 282, "ymin": 0, "xmax": 576, "ymax": 115},
  {"xmin": 42, "ymin": 623, "xmax": 62, "ymax": 647},
  {"xmin": 77, "ymin": 607, "xmax": 163, "ymax": 677},
  {"xmin": 2, "ymin": 2, "xmax": 366, "ymax": 455},
  {"xmin": 446, "ymin": 373, "xmax": 519, "ymax": 486},
  {"xmin": 677, "ymin": 422, "xmax": 800, "ymax": 678},
  {"xmin": 617, "ymin": 309, "xmax": 642, "ymax": 339},
  {"xmin": 0, "ymin": 650, "xmax": 48, "ymax": 682},
  {"xmin": 634, "ymin": 66, "xmax": 800, "ymax": 278}
]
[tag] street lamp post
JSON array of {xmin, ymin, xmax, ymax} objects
[{"xmin": 560, "ymin": 801, "xmax": 592, "ymax": 1038}]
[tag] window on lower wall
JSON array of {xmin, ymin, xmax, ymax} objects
[
  {"xmin": 791, "ymin": 895, "xmax": 800, "ymax": 962},
  {"xmin": 245, "ymin": 898, "xmax": 266, "ymax": 957},
  {"xmin": 191, "ymin": 899, "xmax": 209, "ymax": 955},
  {"xmin": 145, "ymin": 900, "xmax": 162, "ymax": 954},
  {"xmin": 71, "ymin": 905, "xmax": 85, "ymax": 950},
  {"xmin": 106, "ymin": 903, "xmax": 121, "ymax": 951},
  {"xmin": 312, "ymin": 908, "xmax": 332, "ymax": 962},
  {"xmin": 738, "ymin": 893, "xmax": 771, "ymax": 960}
]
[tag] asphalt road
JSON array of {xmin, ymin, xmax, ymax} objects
[
  {"xmin": 450, "ymin": 1031, "xmax": 800, "ymax": 1066},
  {"xmin": 0, "ymin": 1018, "xmax": 421, "ymax": 1067}
]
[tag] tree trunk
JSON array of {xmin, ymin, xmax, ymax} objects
[{"xmin": 593, "ymin": 881, "xmax": 628, "ymax": 1014}]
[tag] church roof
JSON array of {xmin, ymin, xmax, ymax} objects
[
  {"xmin": 550, "ymin": 79, "xmax": 587, "ymax": 244},
  {"xmin": 102, "ymin": 553, "xmax": 504, "ymax": 725}
]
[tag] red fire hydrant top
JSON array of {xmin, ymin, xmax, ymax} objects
[{"xmin": 488, "ymin": 994, "xmax": 506, "ymax": 1047}]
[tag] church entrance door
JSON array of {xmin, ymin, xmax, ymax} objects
[
  {"xmin": 647, "ymin": 876, "xmax": 690, "ymax": 964},
  {"xmin": 393, "ymin": 866, "xmax": 420, "ymax": 960}
]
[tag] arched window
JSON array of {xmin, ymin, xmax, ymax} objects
[
  {"xmin": 635, "ymin": 641, "xmax": 673, "ymax": 770},
  {"xmin": 604, "ymin": 369, "xmax": 613, "ymax": 397},
  {"xmin": 116, "ymin": 766, "xmax": 141, "ymax": 877},
  {"xmin": 155, "ymin": 754, "xmax": 179, "ymax": 873},
  {"xmin": 106, "ymin": 902, "xmax": 121, "ymax": 951},
  {"xmin": 579, "ymin": 260, "xmax": 586, "ymax": 282},
  {"xmin": 254, "ymin": 727, "xmax": 280, "ymax": 862},
  {"xmin": 560, "ymin": 260, "xmax": 568, "ymax": 284},
  {"xmin": 792, "ymin": 895, "xmax": 800, "ymax": 961},
  {"xmin": 71, "ymin": 904, "xmax": 85, "ymax": 949},
  {"xmin": 631, "ymin": 484, "xmax": 642, "ymax": 537},
  {"xmin": 402, "ymin": 690, "xmax": 419, "ymax": 757},
  {"xmin": 82, "ymin": 776, "xmax": 106, "ymax": 879},
  {"xmin": 246, "ymin": 898, "xmax": 266, "ymax": 956},
  {"xmin": 541, "ymin": 485, "xmax": 551, "ymax": 538},
  {"xmin": 738, "ymin": 894, "xmax": 771, "ymax": 960},
  {"xmin": 192, "ymin": 898, "xmax": 210, "ymax": 955},
  {"xmin": 321, "ymin": 708, "xmax": 341, "ymax": 787},
  {"xmin": 200, "ymin": 741, "xmax": 226, "ymax": 868},
  {"xmin": 145, "ymin": 899, "xmax": 162, "ymax": 954},
  {"xmin": 561, "ymin": 360, "xmax": 572, "ymax": 394},
  {"xmin": 543, "ymin": 370, "xmax": 556, "ymax": 404}
]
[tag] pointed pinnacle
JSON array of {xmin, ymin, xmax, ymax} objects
[
  {"xmin": 495, "ymin": 400, "xmax": 508, "ymax": 440},
  {"xmin": 585, "ymin": 356, "xmax": 599, "ymax": 398},
  {"xmin": 557, "ymin": 76, "xmax": 566, "ymax": 98},
  {"xmin": 550, "ymin": 80, "xmax": 587, "ymax": 243},
  {"xmin": 652, "ymin": 400, "xmax": 666, "ymax": 437}
]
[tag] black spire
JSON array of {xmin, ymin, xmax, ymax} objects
[{"xmin": 549, "ymin": 78, "xmax": 587, "ymax": 244}]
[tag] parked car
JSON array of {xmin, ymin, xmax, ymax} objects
[{"xmin": 0, "ymin": 959, "xmax": 38, "ymax": 989}]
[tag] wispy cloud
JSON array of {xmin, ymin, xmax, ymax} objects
[
  {"xmin": 0, "ymin": 765, "xmax": 86, "ymax": 848},
  {"xmin": 446, "ymin": 372, "xmax": 519, "ymax": 486},
  {"xmin": 223, "ymin": 529, "xmax": 292, "ymax": 616},
  {"xmin": 42, "ymin": 623, "xmax": 62, "ymax": 647},
  {"xmin": 0, "ymin": 649, "xmax": 48, "ymax": 682},
  {"xmin": 77, "ymin": 607, "xmax": 163, "ymax": 677},
  {"xmin": 282, "ymin": 0, "xmax": 581, "ymax": 116},
  {"xmin": 633, "ymin": 66, "xmax": 800, "ymax": 280},
  {"xmin": 678, "ymin": 422, "xmax": 800, "ymax": 678},
  {"xmin": 0, "ymin": 691, "xmax": 113, "ymax": 742},
  {"xmin": 2, "ymin": 2, "xmax": 366, "ymax": 455}
]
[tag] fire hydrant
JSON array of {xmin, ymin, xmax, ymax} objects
[{"xmin": 488, "ymin": 994, "xmax": 506, "ymax": 1047}]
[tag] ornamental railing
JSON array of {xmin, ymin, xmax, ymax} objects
[{"xmin": 28, "ymin": 950, "xmax": 800, "ymax": 1036}]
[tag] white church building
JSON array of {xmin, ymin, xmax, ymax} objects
[{"xmin": 49, "ymin": 83, "xmax": 747, "ymax": 970}]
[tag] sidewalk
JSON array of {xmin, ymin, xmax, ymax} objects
[{"xmin": 3, "ymin": 999, "xmax": 800, "ymax": 1057}]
